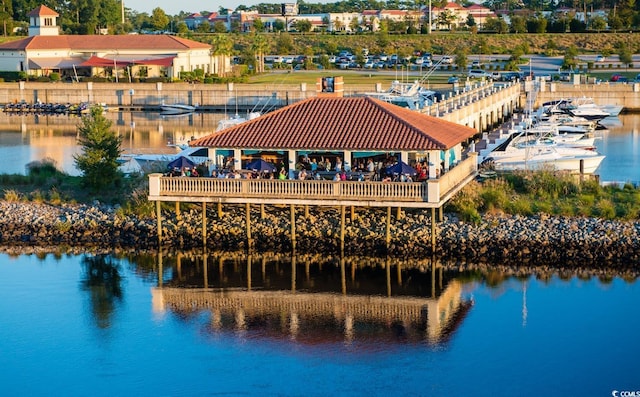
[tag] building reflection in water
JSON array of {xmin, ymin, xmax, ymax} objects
[{"xmin": 151, "ymin": 249, "xmax": 473, "ymax": 346}]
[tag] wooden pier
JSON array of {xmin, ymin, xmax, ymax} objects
[{"xmin": 148, "ymin": 153, "xmax": 477, "ymax": 251}]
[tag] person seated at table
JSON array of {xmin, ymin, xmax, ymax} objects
[
  {"xmin": 333, "ymin": 172, "xmax": 341, "ymax": 181},
  {"xmin": 299, "ymin": 169, "xmax": 307, "ymax": 180}
]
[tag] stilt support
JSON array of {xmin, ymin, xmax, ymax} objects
[
  {"xmin": 431, "ymin": 207, "xmax": 437, "ymax": 253},
  {"xmin": 350, "ymin": 205, "xmax": 355, "ymax": 220},
  {"xmin": 202, "ymin": 202, "xmax": 207, "ymax": 247},
  {"xmin": 156, "ymin": 201, "xmax": 162, "ymax": 244},
  {"xmin": 175, "ymin": 202, "xmax": 180, "ymax": 220},
  {"xmin": 340, "ymin": 205, "xmax": 345, "ymax": 253},
  {"xmin": 438, "ymin": 206, "xmax": 443, "ymax": 222},
  {"xmin": 246, "ymin": 203, "xmax": 252, "ymax": 248},
  {"xmin": 386, "ymin": 206, "xmax": 391, "ymax": 248},
  {"xmin": 290, "ymin": 204, "xmax": 296, "ymax": 250},
  {"xmin": 260, "ymin": 203, "xmax": 265, "ymax": 219},
  {"xmin": 217, "ymin": 202, "xmax": 223, "ymax": 218},
  {"xmin": 304, "ymin": 205, "xmax": 309, "ymax": 218}
]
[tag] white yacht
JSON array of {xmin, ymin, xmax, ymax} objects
[
  {"xmin": 217, "ymin": 111, "xmax": 261, "ymax": 131},
  {"xmin": 482, "ymin": 130, "xmax": 605, "ymax": 174},
  {"xmin": 364, "ymin": 80, "xmax": 436, "ymax": 110},
  {"xmin": 161, "ymin": 101, "xmax": 197, "ymax": 114}
]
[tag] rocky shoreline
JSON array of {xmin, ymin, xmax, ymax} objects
[{"xmin": 1, "ymin": 200, "xmax": 639, "ymax": 270}]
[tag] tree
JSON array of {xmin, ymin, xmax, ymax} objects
[
  {"xmin": 212, "ymin": 20, "xmax": 227, "ymax": 33},
  {"xmin": 74, "ymin": 106, "xmax": 123, "ymax": 192},
  {"xmin": 510, "ymin": 15, "xmax": 526, "ymax": 33},
  {"xmin": 211, "ymin": 34, "xmax": 233, "ymax": 76},
  {"xmin": 151, "ymin": 7, "xmax": 169, "ymax": 31},
  {"xmin": 252, "ymin": 17, "xmax": 265, "ymax": 32},
  {"xmin": 295, "ymin": 19, "xmax": 312, "ymax": 33}
]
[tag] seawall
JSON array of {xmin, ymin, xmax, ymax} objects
[{"xmin": 1, "ymin": 200, "xmax": 639, "ymax": 269}]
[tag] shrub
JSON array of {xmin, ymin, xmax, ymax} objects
[
  {"xmin": 507, "ymin": 197, "xmax": 533, "ymax": 215},
  {"xmin": 50, "ymin": 72, "xmax": 60, "ymax": 82},
  {"xmin": 595, "ymin": 198, "xmax": 616, "ymax": 219},
  {"xmin": 3, "ymin": 189, "xmax": 22, "ymax": 202}
]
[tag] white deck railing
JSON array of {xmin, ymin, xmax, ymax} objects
[{"xmin": 149, "ymin": 154, "xmax": 477, "ymax": 207}]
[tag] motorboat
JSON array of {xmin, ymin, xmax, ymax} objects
[
  {"xmin": 217, "ymin": 111, "xmax": 261, "ymax": 131},
  {"xmin": 481, "ymin": 130, "xmax": 605, "ymax": 174},
  {"xmin": 161, "ymin": 101, "xmax": 197, "ymax": 114},
  {"xmin": 485, "ymin": 150, "xmax": 605, "ymax": 174},
  {"xmin": 540, "ymin": 98, "xmax": 620, "ymax": 121},
  {"xmin": 364, "ymin": 80, "xmax": 436, "ymax": 110}
]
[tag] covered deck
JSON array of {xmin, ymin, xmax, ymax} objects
[{"xmin": 148, "ymin": 153, "xmax": 477, "ymax": 208}]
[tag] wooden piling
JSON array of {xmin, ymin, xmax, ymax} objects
[
  {"xmin": 175, "ymin": 202, "xmax": 180, "ymax": 220},
  {"xmin": 340, "ymin": 205, "xmax": 345, "ymax": 253},
  {"xmin": 290, "ymin": 204, "xmax": 296, "ymax": 250},
  {"xmin": 156, "ymin": 201, "xmax": 162, "ymax": 244},
  {"xmin": 246, "ymin": 203, "xmax": 252, "ymax": 247},
  {"xmin": 431, "ymin": 207, "xmax": 437, "ymax": 252},
  {"xmin": 202, "ymin": 202, "xmax": 207, "ymax": 246},
  {"xmin": 217, "ymin": 202, "xmax": 223, "ymax": 218},
  {"xmin": 385, "ymin": 206, "xmax": 391, "ymax": 248}
]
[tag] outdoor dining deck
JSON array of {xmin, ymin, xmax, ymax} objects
[{"xmin": 148, "ymin": 154, "xmax": 478, "ymax": 208}]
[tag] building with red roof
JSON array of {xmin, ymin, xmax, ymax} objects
[
  {"xmin": 189, "ymin": 94, "xmax": 477, "ymax": 178},
  {"xmin": 0, "ymin": 4, "xmax": 229, "ymax": 80}
]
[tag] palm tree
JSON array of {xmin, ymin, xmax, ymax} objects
[
  {"xmin": 250, "ymin": 33, "xmax": 269, "ymax": 74},
  {"xmin": 210, "ymin": 34, "xmax": 233, "ymax": 77}
]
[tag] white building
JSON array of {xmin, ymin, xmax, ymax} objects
[{"xmin": 0, "ymin": 4, "xmax": 230, "ymax": 80}]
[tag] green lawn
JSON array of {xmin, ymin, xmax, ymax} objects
[{"xmin": 246, "ymin": 69, "xmax": 453, "ymax": 85}]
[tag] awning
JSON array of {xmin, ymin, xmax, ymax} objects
[
  {"xmin": 80, "ymin": 56, "xmax": 131, "ymax": 68},
  {"xmin": 28, "ymin": 57, "xmax": 85, "ymax": 69},
  {"xmin": 79, "ymin": 55, "xmax": 175, "ymax": 68}
]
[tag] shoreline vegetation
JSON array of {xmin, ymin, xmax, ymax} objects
[{"xmin": 1, "ymin": 160, "xmax": 640, "ymax": 273}]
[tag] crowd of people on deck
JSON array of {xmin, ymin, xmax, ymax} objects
[{"xmin": 165, "ymin": 154, "xmax": 444, "ymax": 182}]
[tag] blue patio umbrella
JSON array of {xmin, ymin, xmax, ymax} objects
[
  {"xmin": 167, "ymin": 156, "xmax": 196, "ymax": 170},
  {"xmin": 245, "ymin": 159, "xmax": 277, "ymax": 172},
  {"xmin": 385, "ymin": 161, "xmax": 417, "ymax": 176}
]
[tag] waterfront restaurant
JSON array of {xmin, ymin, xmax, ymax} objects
[
  {"xmin": 189, "ymin": 95, "xmax": 478, "ymax": 179},
  {"xmin": 148, "ymin": 94, "xmax": 479, "ymax": 250}
]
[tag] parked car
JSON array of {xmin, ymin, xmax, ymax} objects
[
  {"xmin": 611, "ymin": 74, "xmax": 628, "ymax": 82},
  {"xmin": 441, "ymin": 56, "xmax": 454, "ymax": 65},
  {"xmin": 595, "ymin": 55, "xmax": 606, "ymax": 62},
  {"xmin": 447, "ymin": 75, "xmax": 460, "ymax": 84},
  {"xmin": 471, "ymin": 60, "xmax": 481, "ymax": 68},
  {"xmin": 468, "ymin": 69, "xmax": 492, "ymax": 79}
]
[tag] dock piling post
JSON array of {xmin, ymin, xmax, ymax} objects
[
  {"xmin": 386, "ymin": 206, "xmax": 391, "ymax": 249},
  {"xmin": 290, "ymin": 204, "xmax": 296, "ymax": 250},
  {"xmin": 431, "ymin": 207, "xmax": 437, "ymax": 253},
  {"xmin": 246, "ymin": 203, "xmax": 252, "ymax": 248},
  {"xmin": 340, "ymin": 205, "xmax": 345, "ymax": 253},
  {"xmin": 202, "ymin": 202, "xmax": 207, "ymax": 246},
  {"xmin": 156, "ymin": 201, "xmax": 162, "ymax": 244}
]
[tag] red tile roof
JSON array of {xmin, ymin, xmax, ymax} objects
[
  {"xmin": 27, "ymin": 5, "xmax": 59, "ymax": 17},
  {"xmin": 0, "ymin": 35, "xmax": 210, "ymax": 51},
  {"xmin": 190, "ymin": 96, "xmax": 476, "ymax": 151}
]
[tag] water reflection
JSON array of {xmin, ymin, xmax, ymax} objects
[
  {"xmin": 150, "ymin": 249, "xmax": 473, "ymax": 345},
  {"xmin": 0, "ymin": 111, "xmax": 233, "ymax": 175},
  {"xmin": 79, "ymin": 254, "xmax": 124, "ymax": 329}
]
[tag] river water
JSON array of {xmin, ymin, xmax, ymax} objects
[
  {"xmin": 0, "ymin": 251, "xmax": 638, "ymax": 396},
  {"xmin": 1, "ymin": 110, "xmax": 639, "ymax": 395},
  {"xmin": 0, "ymin": 111, "xmax": 639, "ymax": 182}
]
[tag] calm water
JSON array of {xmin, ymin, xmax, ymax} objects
[
  {"xmin": 0, "ymin": 251, "xmax": 638, "ymax": 396},
  {"xmin": 0, "ymin": 111, "xmax": 639, "ymax": 181}
]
